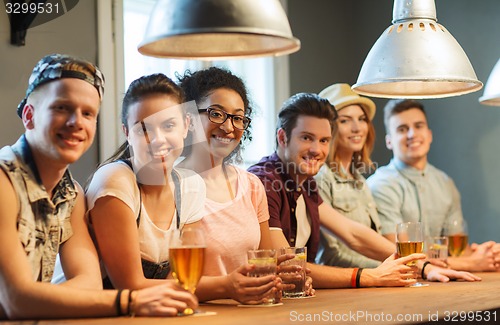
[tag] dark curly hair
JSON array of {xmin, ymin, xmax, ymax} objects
[{"xmin": 177, "ymin": 66, "xmax": 253, "ymax": 164}]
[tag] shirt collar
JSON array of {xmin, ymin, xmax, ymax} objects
[
  {"xmin": 392, "ymin": 157, "xmax": 429, "ymax": 181},
  {"xmin": 13, "ymin": 135, "xmax": 42, "ymax": 184},
  {"xmin": 11, "ymin": 135, "xmax": 77, "ymax": 205}
]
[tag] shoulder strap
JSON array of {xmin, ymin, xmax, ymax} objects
[
  {"xmin": 171, "ymin": 170, "xmax": 181, "ymax": 230},
  {"xmin": 122, "ymin": 159, "xmax": 181, "ymax": 229},
  {"xmin": 119, "ymin": 159, "xmax": 142, "ymax": 227}
]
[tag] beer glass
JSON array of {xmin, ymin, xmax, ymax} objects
[
  {"xmin": 169, "ymin": 227, "xmax": 206, "ymax": 315},
  {"xmin": 396, "ymin": 222, "xmax": 428, "ymax": 287},
  {"xmin": 443, "ymin": 219, "xmax": 468, "ymax": 257}
]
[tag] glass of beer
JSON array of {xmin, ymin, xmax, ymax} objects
[
  {"xmin": 396, "ymin": 222, "xmax": 428, "ymax": 287},
  {"xmin": 443, "ymin": 219, "xmax": 468, "ymax": 257},
  {"xmin": 247, "ymin": 249, "xmax": 277, "ymax": 304},
  {"xmin": 169, "ymin": 227, "xmax": 206, "ymax": 315}
]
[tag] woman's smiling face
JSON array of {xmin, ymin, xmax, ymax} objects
[
  {"xmin": 336, "ymin": 104, "xmax": 369, "ymax": 156},
  {"xmin": 197, "ymin": 88, "xmax": 245, "ymax": 161},
  {"xmin": 126, "ymin": 94, "xmax": 188, "ymax": 172}
]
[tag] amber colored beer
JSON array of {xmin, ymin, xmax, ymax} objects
[
  {"xmin": 397, "ymin": 241, "xmax": 424, "ymax": 266},
  {"xmin": 169, "ymin": 246, "xmax": 205, "ymax": 293},
  {"xmin": 448, "ymin": 235, "xmax": 468, "ymax": 257}
]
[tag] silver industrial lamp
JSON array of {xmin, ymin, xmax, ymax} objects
[
  {"xmin": 352, "ymin": 0, "xmax": 483, "ymax": 99},
  {"xmin": 138, "ymin": 0, "xmax": 300, "ymax": 60},
  {"xmin": 479, "ymin": 59, "xmax": 500, "ymax": 106}
]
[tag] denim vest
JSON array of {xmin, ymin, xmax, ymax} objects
[{"xmin": 0, "ymin": 136, "xmax": 76, "ymax": 282}]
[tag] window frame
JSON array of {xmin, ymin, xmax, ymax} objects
[{"xmin": 97, "ymin": 0, "xmax": 291, "ymax": 165}]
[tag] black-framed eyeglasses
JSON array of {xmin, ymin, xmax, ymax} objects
[{"xmin": 198, "ymin": 107, "xmax": 251, "ymax": 130}]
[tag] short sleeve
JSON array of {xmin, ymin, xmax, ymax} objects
[
  {"xmin": 175, "ymin": 168, "xmax": 206, "ymax": 225},
  {"xmin": 247, "ymin": 172, "xmax": 270, "ymax": 224},
  {"xmin": 256, "ymin": 174, "xmax": 283, "ymax": 229},
  {"xmin": 86, "ymin": 162, "xmax": 140, "ymax": 216}
]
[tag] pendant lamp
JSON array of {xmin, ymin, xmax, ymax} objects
[
  {"xmin": 352, "ymin": 0, "xmax": 483, "ymax": 99},
  {"xmin": 479, "ymin": 59, "xmax": 500, "ymax": 106},
  {"xmin": 137, "ymin": 0, "xmax": 300, "ymax": 60}
]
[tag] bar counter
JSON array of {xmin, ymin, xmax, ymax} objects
[{"xmin": 2, "ymin": 272, "xmax": 500, "ymax": 325}]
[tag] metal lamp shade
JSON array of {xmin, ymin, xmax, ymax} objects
[
  {"xmin": 138, "ymin": 0, "xmax": 300, "ymax": 60},
  {"xmin": 479, "ymin": 59, "xmax": 500, "ymax": 106},
  {"xmin": 352, "ymin": 0, "xmax": 482, "ymax": 99}
]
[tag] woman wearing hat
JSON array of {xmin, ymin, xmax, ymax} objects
[{"xmin": 314, "ymin": 83, "xmax": 382, "ymax": 268}]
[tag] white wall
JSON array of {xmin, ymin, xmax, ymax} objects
[{"xmin": 0, "ymin": 0, "xmax": 99, "ymax": 184}]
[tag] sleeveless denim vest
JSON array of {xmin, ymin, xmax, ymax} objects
[{"xmin": 0, "ymin": 136, "xmax": 76, "ymax": 282}]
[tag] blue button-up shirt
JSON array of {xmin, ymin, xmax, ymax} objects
[{"xmin": 367, "ymin": 158, "xmax": 463, "ymax": 238}]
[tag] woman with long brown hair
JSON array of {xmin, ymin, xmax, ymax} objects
[{"xmin": 315, "ymin": 83, "xmax": 382, "ymax": 268}]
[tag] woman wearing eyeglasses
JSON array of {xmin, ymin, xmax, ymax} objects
[{"xmin": 177, "ymin": 67, "xmax": 284, "ymax": 304}]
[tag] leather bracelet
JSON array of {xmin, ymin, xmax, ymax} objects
[
  {"xmin": 356, "ymin": 268, "xmax": 364, "ymax": 288},
  {"xmin": 421, "ymin": 261, "xmax": 431, "ymax": 280},
  {"xmin": 115, "ymin": 289, "xmax": 123, "ymax": 316},
  {"xmin": 351, "ymin": 268, "xmax": 359, "ymax": 288},
  {"xmin": 127, "ymin": 289, "xmax": 136, "ymax": 317}
]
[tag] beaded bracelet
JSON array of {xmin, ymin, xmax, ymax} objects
[{"xmin": 421, "ymin": 261, "xmax": 431, "ymax": 280}]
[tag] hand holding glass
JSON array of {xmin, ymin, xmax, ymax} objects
[
  {"xmin": 169, "ymin": 228, "xmax": 206, "ymax": 315},
  {"xmin": 278, "ymin": 247, "xmax": 307, "ymax": 298},
  {"xmin": 396, "ymin": 222, "xmax": 428, "ymax": 287},
  {"xmin": 247, "ymin": 249, "xmax": 277, "ymax": 304}
]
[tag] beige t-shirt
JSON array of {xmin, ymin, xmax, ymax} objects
[{"xmin": 86, "ymin": 161, "xmax": 205, "ymax": 263}]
